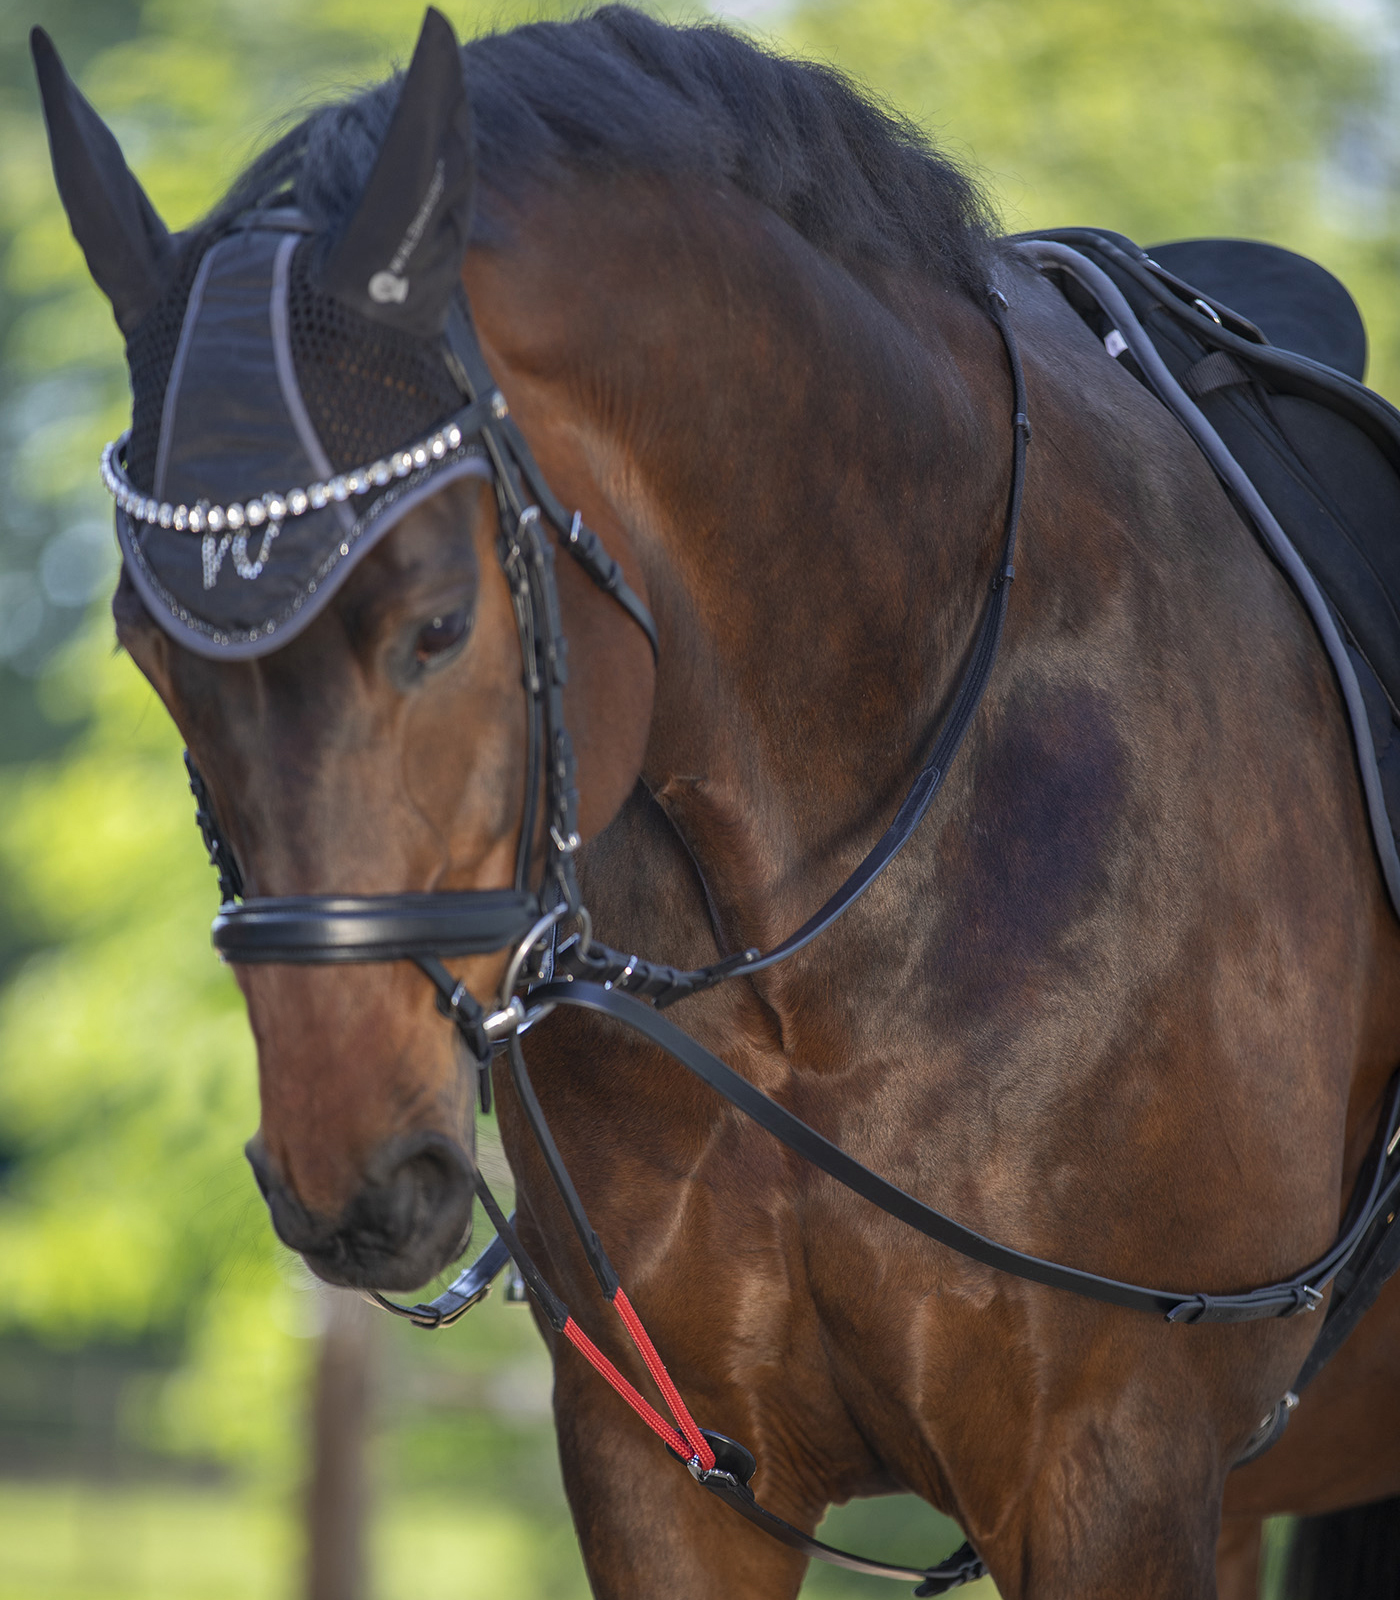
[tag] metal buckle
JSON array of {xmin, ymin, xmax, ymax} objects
[
  {"xmin": 481, "ymin": 994, "xmax": 527, "ymax": 1042},
  {"xmin": 490, "ymin": 903, "xmax": 592, "ymax": 1039}
]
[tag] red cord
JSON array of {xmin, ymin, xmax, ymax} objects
[
  {"xmin": 613, "ymin": 1290, "xmax": 714, "ymax": 1468},
  {"xmin": 561, "ymin": 1293, "xmax": 716, "ymax": 1473}
]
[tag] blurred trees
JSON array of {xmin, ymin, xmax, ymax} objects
[
  {"xmin": 786, "ymin": 0, "xmax": 1400, "ymax": 394},
  {"xmin": 1, "ymin": 0, "xmax": 1399, "ymax": 1595}
]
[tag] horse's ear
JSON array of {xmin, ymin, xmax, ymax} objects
[
  {"xmin": 319, "ymin": 7, "xmax": 475, "ymax": 337},
  {"xmin": 31, "ymin": 27, "xmax": 175, "ymax": 336}
]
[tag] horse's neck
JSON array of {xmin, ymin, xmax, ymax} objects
[{"xmin": 624, "ymin": 249, "xmax": 1016, "ymax": 967}]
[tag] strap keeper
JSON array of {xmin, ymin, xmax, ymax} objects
[
  {"xmin": 1014, "ymin": 411, "xmax": 1032, "ymax": 443},
  {"xmin": 987, "ymin": 285, "xmax": 1009, "ymax": 308},
  {"xmin": 1165, "ymin": 1295, "xmax": 1208, "ymax": 1324}
]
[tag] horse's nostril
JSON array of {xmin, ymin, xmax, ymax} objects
[
  {"xmin": 379, "ymin": 1143, "xmax": 467, "ymax": 1248},
  {"xmin": 328, "ymin": 1132, "xmax": 476, "ymax": 1291},
  {"xmin": 246, "ymin": 1131, "xmax": 477, "ymax": 1290}
]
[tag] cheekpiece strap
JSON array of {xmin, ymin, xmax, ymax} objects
[{"xmin": 442, "ymin": 298, "xmax": 659, "ymax": 660}]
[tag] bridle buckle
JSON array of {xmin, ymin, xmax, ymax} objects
[{"xmin": 482, "ymin": 994, "xmax": 528, "ymax": 1042}]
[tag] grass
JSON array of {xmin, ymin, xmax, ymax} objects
[
  {"xmin": 0, "ymin": 1479, "xmax": 1005, "ymax": 1600},
  {"xmin": 0, "ymin": 1481, "xmax": 581, "ymax": 1600},
  {"xmin": 0, "ymin": 1475, "xmax": 1301, "ymax": 1599}
]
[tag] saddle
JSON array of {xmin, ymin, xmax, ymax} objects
[{"xmin": 1024, "ymin": 227, "xmax": 1400, "ymax": 1418}]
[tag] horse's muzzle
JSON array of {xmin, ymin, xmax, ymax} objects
[{"xmin": 245, "ymin": 1129, "xmax": 477, "ymax": 1291}]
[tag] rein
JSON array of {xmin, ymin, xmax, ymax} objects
[{"xmin": 183, "ymin": 277, "xmax": 1400, "ymax": 1593}]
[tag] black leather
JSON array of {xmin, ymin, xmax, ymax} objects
[
  {"xmin": 371, "ymin": 1226, "xmax": 512, "ymax": 1327},
  {"xmin": 211, "ymin": 889, "xmax": 540, "ymax": 962},
  {"xmin": 692, "ymin": 1465, "xmax": 986, "ymax": 1594},
  {"xmin": 554, "ymin": 286, "xmax": 1027, "ymax": 1010},
  {"xmin": 1146, "ymin": 237, "xmax": 1367, "ymax": 381},
  {"xmin": 531, "ymin": 981, "xmax": 1400, "ymax": 1327},
  {"xmin": 441, "ymin": 299, "xmax": 659, "ymax": 659}
]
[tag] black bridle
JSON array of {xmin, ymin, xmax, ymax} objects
[{"xmin": 189, "ymin": 281, "xmax": 1400, "ymax": 1595}]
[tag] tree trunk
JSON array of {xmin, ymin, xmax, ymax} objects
[{"xmin": 305, "ymin": 1288, "xmax": 378, "ymax": 1600}]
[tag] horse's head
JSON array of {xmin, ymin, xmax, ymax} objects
[{"xmin": 34, "ymin": 11, "xmax": 654, "ymax": 1289}]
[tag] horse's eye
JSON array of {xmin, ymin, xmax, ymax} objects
[{"xmin": 414, "ymin": 609, "xmax": 468, "ymax": 664}]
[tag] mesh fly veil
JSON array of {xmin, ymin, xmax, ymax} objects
[
  {"xmin": 38, "ymin": 6, "xmax": 488, "ymax": 659},
  {"xmin": 108, "ymin": 219, "xmax": 491, "ymax": 658}
]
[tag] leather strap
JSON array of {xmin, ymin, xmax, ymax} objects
[
  {"xmin": 369, "ymin": 1226, "xmax": 513, "ymax": 1328},
  {"xmin": 529, "ymin": 981, "xmax": 1400, "ymax": 1326},
  {"xmin": 693, "ymin": 1470, "xmax": 985, "ymax": 1597},
  {"xmin": 1294, "ymin": 1154, "xmax": 1400, "ymax": 1391},
  {"xmin": 210, "ymin": 889, "xmax": 541, "ymax": 962},
  {"xmin": 442, "ymin": 299, "xmax": 659, "ymax": 659}
]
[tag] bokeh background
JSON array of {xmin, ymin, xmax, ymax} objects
[{"xmin": 1, "ymin": 0, "xmax": 1397, "ymax": 1595}]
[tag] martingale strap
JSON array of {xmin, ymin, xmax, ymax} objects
[
  {"xmin": 529, "ymin": 984, "xmax": 1400, "ymax": 1326},
  {"xmin": 402, "ymin": 971, "xmax": 1397, "ymax": 1588},
  {"xmin": 416, "ymin": 1044, "xmax": 990, "ymax": 1596}
]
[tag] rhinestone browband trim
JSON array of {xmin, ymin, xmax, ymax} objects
[
  {"xmin": 115, "ymin": 443, "xmax": 495, "ymax": 651},
  {"xmin": 99, "ymin": 393, "xmax": 505, "ymax": 533}
]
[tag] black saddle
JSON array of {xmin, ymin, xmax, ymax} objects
[{"xmin": 1147, "ymin": 236, "xmax": 1368, "ymax": 381}]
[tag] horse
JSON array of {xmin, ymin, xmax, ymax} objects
[{"xmin": 33, "ymin": 7, "xmax": 1400, "ymax": 1596}]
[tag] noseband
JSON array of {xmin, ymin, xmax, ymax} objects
[{"xmin": 165, "ymin": 281, "xmax": 1400, "ymax": 1596}]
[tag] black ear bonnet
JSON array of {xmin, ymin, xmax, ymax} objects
[{"xmin": 36, "ymin": 9, "xmax": 491, "ymax": 660}]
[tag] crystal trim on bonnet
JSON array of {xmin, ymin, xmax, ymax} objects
[
  {"xmin": 100, "ymin": 395, "xmax": 503, "ymax": 540},
  {"xmin": 113, "ymin": 440, "xmax": 495, "ymax": 651}
]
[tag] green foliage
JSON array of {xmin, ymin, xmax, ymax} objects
[
  {"xmin": 0, "ymin": 636, "xmax": 256, "ymax": 1336},
  {"xmin": 0, "ymin": 629, "xmax": 315, "ymax": 1479},
  {"xmin": 789, "ymin": 0, "xmax": 1372, "ymax": 238},
  {"xmin": 0, "ymin": 1477, "xmax": 602, "ymax": 1600}
]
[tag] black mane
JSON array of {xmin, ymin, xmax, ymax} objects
[{"xmin": 208, "ymin": 6, "xmax": 996, "ymax": 295}]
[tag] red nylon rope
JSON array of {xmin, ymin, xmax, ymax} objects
[
  {"xmin": 613, "ymin": 1290, "xmax": 714, "ymax": 1468},
  {"xmin": 561, "ymin": 1294, "xmax": 717, "ymax": 1473}
]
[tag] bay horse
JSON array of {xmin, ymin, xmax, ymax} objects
[{"xmin": 34, "ymin": 7, "xmax": 1400, "ymax": 1596}]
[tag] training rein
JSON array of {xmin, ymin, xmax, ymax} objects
[{"xmin": 177, "ymin": 277, "xmax": 1400, "ymax": 1596}]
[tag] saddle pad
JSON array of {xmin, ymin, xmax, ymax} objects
[{"xmin": 1026, "ymin": 227, "xmax": 1400, "ymax": 888}]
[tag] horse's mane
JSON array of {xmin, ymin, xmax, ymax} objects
[{"xmin": 205, "ymin": 6, "xmax": 997, "ymax": 295}]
